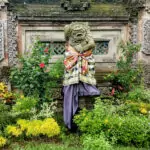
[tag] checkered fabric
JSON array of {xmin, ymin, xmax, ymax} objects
[{"xmin": 63, "ymin": 47, "xmax": 96, "ymax": 86}]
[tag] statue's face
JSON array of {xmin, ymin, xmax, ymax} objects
[{"xmin": 71, "ymin": 26, "xmax": 86, "ymax": 42}]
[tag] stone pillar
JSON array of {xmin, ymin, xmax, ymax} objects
[
  {"xmin": 138, "ymin": 0, "xmax": 150, "ymax": 87},
  {"xmin": 0, "ymin": 0, "xmax": 10, "ymax": 84}
]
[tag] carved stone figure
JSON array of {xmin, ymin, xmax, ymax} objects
[
  {"xmin": 64, "ymin": 22, "xmax": 95, "ymax": 53},
  {"xmin": 61, "ymin": 0, "xmax": 91, "ymax": 11},
  {"xmin": 63, "ymin": 22, "xmax": 100, "ymax": 130}
]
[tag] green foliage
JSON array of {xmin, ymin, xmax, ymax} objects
[
  {"xmin": 127, "ymin": 85, "xmax": 150, "ymax": 103},
  {"xmin": 10, "ymin": 39, "xmax": 64, "ymax": 104},
  {"xmin": 105, "ymin": 42, "xmax": 141, "ymax": 92},
  {"xmin": 0, "ymin": 103, "xmax": 14, "ymax": 132},
  {"xmin": 107, "ymin": 114, "xmax": 150, "ymax": 147},
  {"xmin": 11, "ymin": 142, "xmax": 83, "ymax": 150},
  {"xmin": 82, "ymin": 133, "xmax": 113, "ymax": 150},
  {"xmin": 74, "ymin": 97, "xmax": 150, "ymax": 148},
  {"xmin": 12, "ymin": 96, "xmax": 37, "ymax": 114},
  {"xmin": 30, "ymin": 102, "xmax": 57, "ymax": 120}
]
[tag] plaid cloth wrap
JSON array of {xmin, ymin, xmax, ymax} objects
[{"xmin": 63, "ymin": 45, "xmax": 96, "ymax": 86}]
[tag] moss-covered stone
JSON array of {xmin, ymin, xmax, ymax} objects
[{"xmin": 11, "ymin": 3, "xmax": 128, "ymax": 17}]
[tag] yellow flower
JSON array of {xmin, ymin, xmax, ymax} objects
[
  {"xmin": 104, "ymin": 119, "xmax": 108, "ymax": 124},
  {"xmin": 0, "ymin": 136, "xmax": 7, "ymax": 147},
  {"xmin": 140, "ymin": 108, "xmax": 148, "ymax": 114}
]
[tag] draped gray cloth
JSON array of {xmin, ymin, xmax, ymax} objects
[{"xmin": 63, "ymin": 82, "xmax": 100, "ymax": 129}]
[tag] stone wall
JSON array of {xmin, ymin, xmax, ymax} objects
[{"xmin": 0, "ymin": 0, "xmax": 150, "ymax": 92}]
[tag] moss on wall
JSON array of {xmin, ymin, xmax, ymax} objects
[{"xmin": 12, "ymin": 3, "xmax": 128, "ymax": 17}]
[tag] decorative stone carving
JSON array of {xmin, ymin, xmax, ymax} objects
[
  {"xmin": 61, "ymin": 0, "xmax": 91, "ymax": 11},
  {"xmin": 143, "ymin": 20, "xmax": 150, "ymax": 55},
  {"xmin": 0, "ymin": 0, "xmax": 8, "ymax": 10},
  {"xmin": 145, "ymin": 6, "xmax": 150, "ymax": 13},
  {"xmin": 125, "ymin": 0, "xmax": 145, "ymax": 7},
  {"xmin": 141, "ymin": 63, "xmax": 150, "ymax": 87},
  {"xmin": 129, "ymin": 18, "xmax": 138, "ymax": 63},
  {"xmin": 7, "ymin": 12, "xmax": 18, "ymax": 66},
  {"xmin": 129, "ymin": 19, "xmax": 138, "ymax": 44},
  {"xmin": 0, "ymin": 21, "xmax": 4, "ymax": 61},
  {"xmin": 0, "ymin": 66, "xmax": 10, "ymax": 84},
  {"xmin": 64, "ymin": 22, "xmax": 95, "ymax": 52}
]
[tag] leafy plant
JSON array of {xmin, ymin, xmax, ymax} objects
[
  {"xmin": 127, "ymin": 85, "xmax": 150, "ymax": 103},
  {"xmin": 10, "ymin": 39, "xmax": 64, "ymax": 104},
  {"xmin": 105, "ymin": 42, "xmax": 141, "ymax": 94},
  {"xmin": 82, "ymin": 133, "xmax": 113, "ymax": 150},
  {"xmin": 74, "ymin": 97, "xmax": 150, "ymax": 148},
  {"xmin": 30, "ymin": 102, "xmax": 57, "ymax": 120},
  {"xmin": 0, "ymin": 103, "xmax": 14, "ymax": 132},
  {"xmin": 12, "ymin": 96, "xmax": 37, "ymax": 114},
  {"xmin": 6, "ymin": 118, "xmax": 60, "ymax": 138}
]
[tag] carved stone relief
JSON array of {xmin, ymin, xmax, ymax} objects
[
  {"xmin": 7, "ymin": 12, "xmax": 18, "ymax": 66},
  {"xmin": 143, "ymin": 20, "xmax": 150, "ymax": 55},
  {"xmin": 0, "ymin": 0, "xmax": 8, "ymax": 10},
  {"xmin": 129, "ymin": 18, "xmax": 138, "ymax": 62},
  {"xmin": 0, "ymin": 21, "xmax": 4, "ymax": 61}
]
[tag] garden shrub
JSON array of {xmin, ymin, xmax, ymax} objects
[
  {"xmin": 82, "ymin": 133, "xmax": 113, "ymax": 150},
  {"xmin": 74, "ymin": 98, "xmax": 150, "ymax": 148},
  {"xmin": 12, "ymin": 96, "xmax": 37, "ymax": 114},
  {"xmin": 127, "ymin": 85, "xmax": 150, "ymax": 103},
  {"xmin": 105, "ymin": 42, "xmax": 141, "ymax": 94},
  {"xmin": 107, "ymin": 114, "xmax": 150, "ymax": 147},
  {"xmin": 10, "ymin": 39, "xmax": 64, "ymax": 104},
  {"xmin": 6, "ymin": 118, "xmax": 60, "ymax": 138},
  {"xmin": 30, "ymin": 101, "xmax": 57, "ymax": 120},
  {"xmin": 0, "ymin": 103, "xmax": 14, "ymax": 132}
]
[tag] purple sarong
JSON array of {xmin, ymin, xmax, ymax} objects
[{"xmin": 63, "ymin": 82, "xmax": 100, "ymax": 129}]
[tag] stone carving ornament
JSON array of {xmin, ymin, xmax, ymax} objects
[
  {"xmin": 7, "ymin": 12, "xmax": 18, "ymax": 66},
  {"xmin": 143, "ymin": 20, "xmax": 150, "ymax": 55},
  {"xmin": 0, "ymin": 21, "xmax": 4, "ymax": 61}
]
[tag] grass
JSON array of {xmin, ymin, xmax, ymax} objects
[
  {"xmin": 10, "ymin": 142, "xmax": 82, "ymax": 150},
  {"xmin": 9, "ymin": 142, "xmax": 147, "ymax": 150}
]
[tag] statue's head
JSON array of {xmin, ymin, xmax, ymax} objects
[{"xmin": 64, "ymin": 22, "xmax": 89, "ymax": 42}]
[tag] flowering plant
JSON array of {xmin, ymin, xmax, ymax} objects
[
  {"xmin": 10, "ymin": 39, "xmax": 64, "ymax": 104},
  {"xmin": 0, "ymin": 82, "xmax": 14, "ymax": 105}
]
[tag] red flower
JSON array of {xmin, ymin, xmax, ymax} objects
[
  {"xmin": 44, "ymin": 47, "xmax": 49, "ymax": 53},
  {"xmin": 39, "ymin": 63, "xmax": 45, "ymax": 68}
]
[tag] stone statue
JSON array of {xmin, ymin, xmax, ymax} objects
[
  {"xmin": 64, "ymin": 22, "xmax": 95, "ymax": 53},
  {"xmin": 63, "ymin": 22, "xmax": 100, "ymax": 130}
]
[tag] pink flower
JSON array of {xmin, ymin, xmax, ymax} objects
[{"xmin": 39, "ymin": 63, "xmax": 45, "ymax": 68}]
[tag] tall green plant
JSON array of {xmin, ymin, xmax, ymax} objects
[
  {"xmin": 105, "ymin": 42, "xmax": 141, "ymax": 93},
  {"xmin": 10, "ymin": 40, "xmax": 64, "ymax": 104}
]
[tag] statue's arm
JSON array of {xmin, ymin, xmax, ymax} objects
[{"xmin": 82, "ymin": 38, "xmax": 95, "ymax": 51}]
